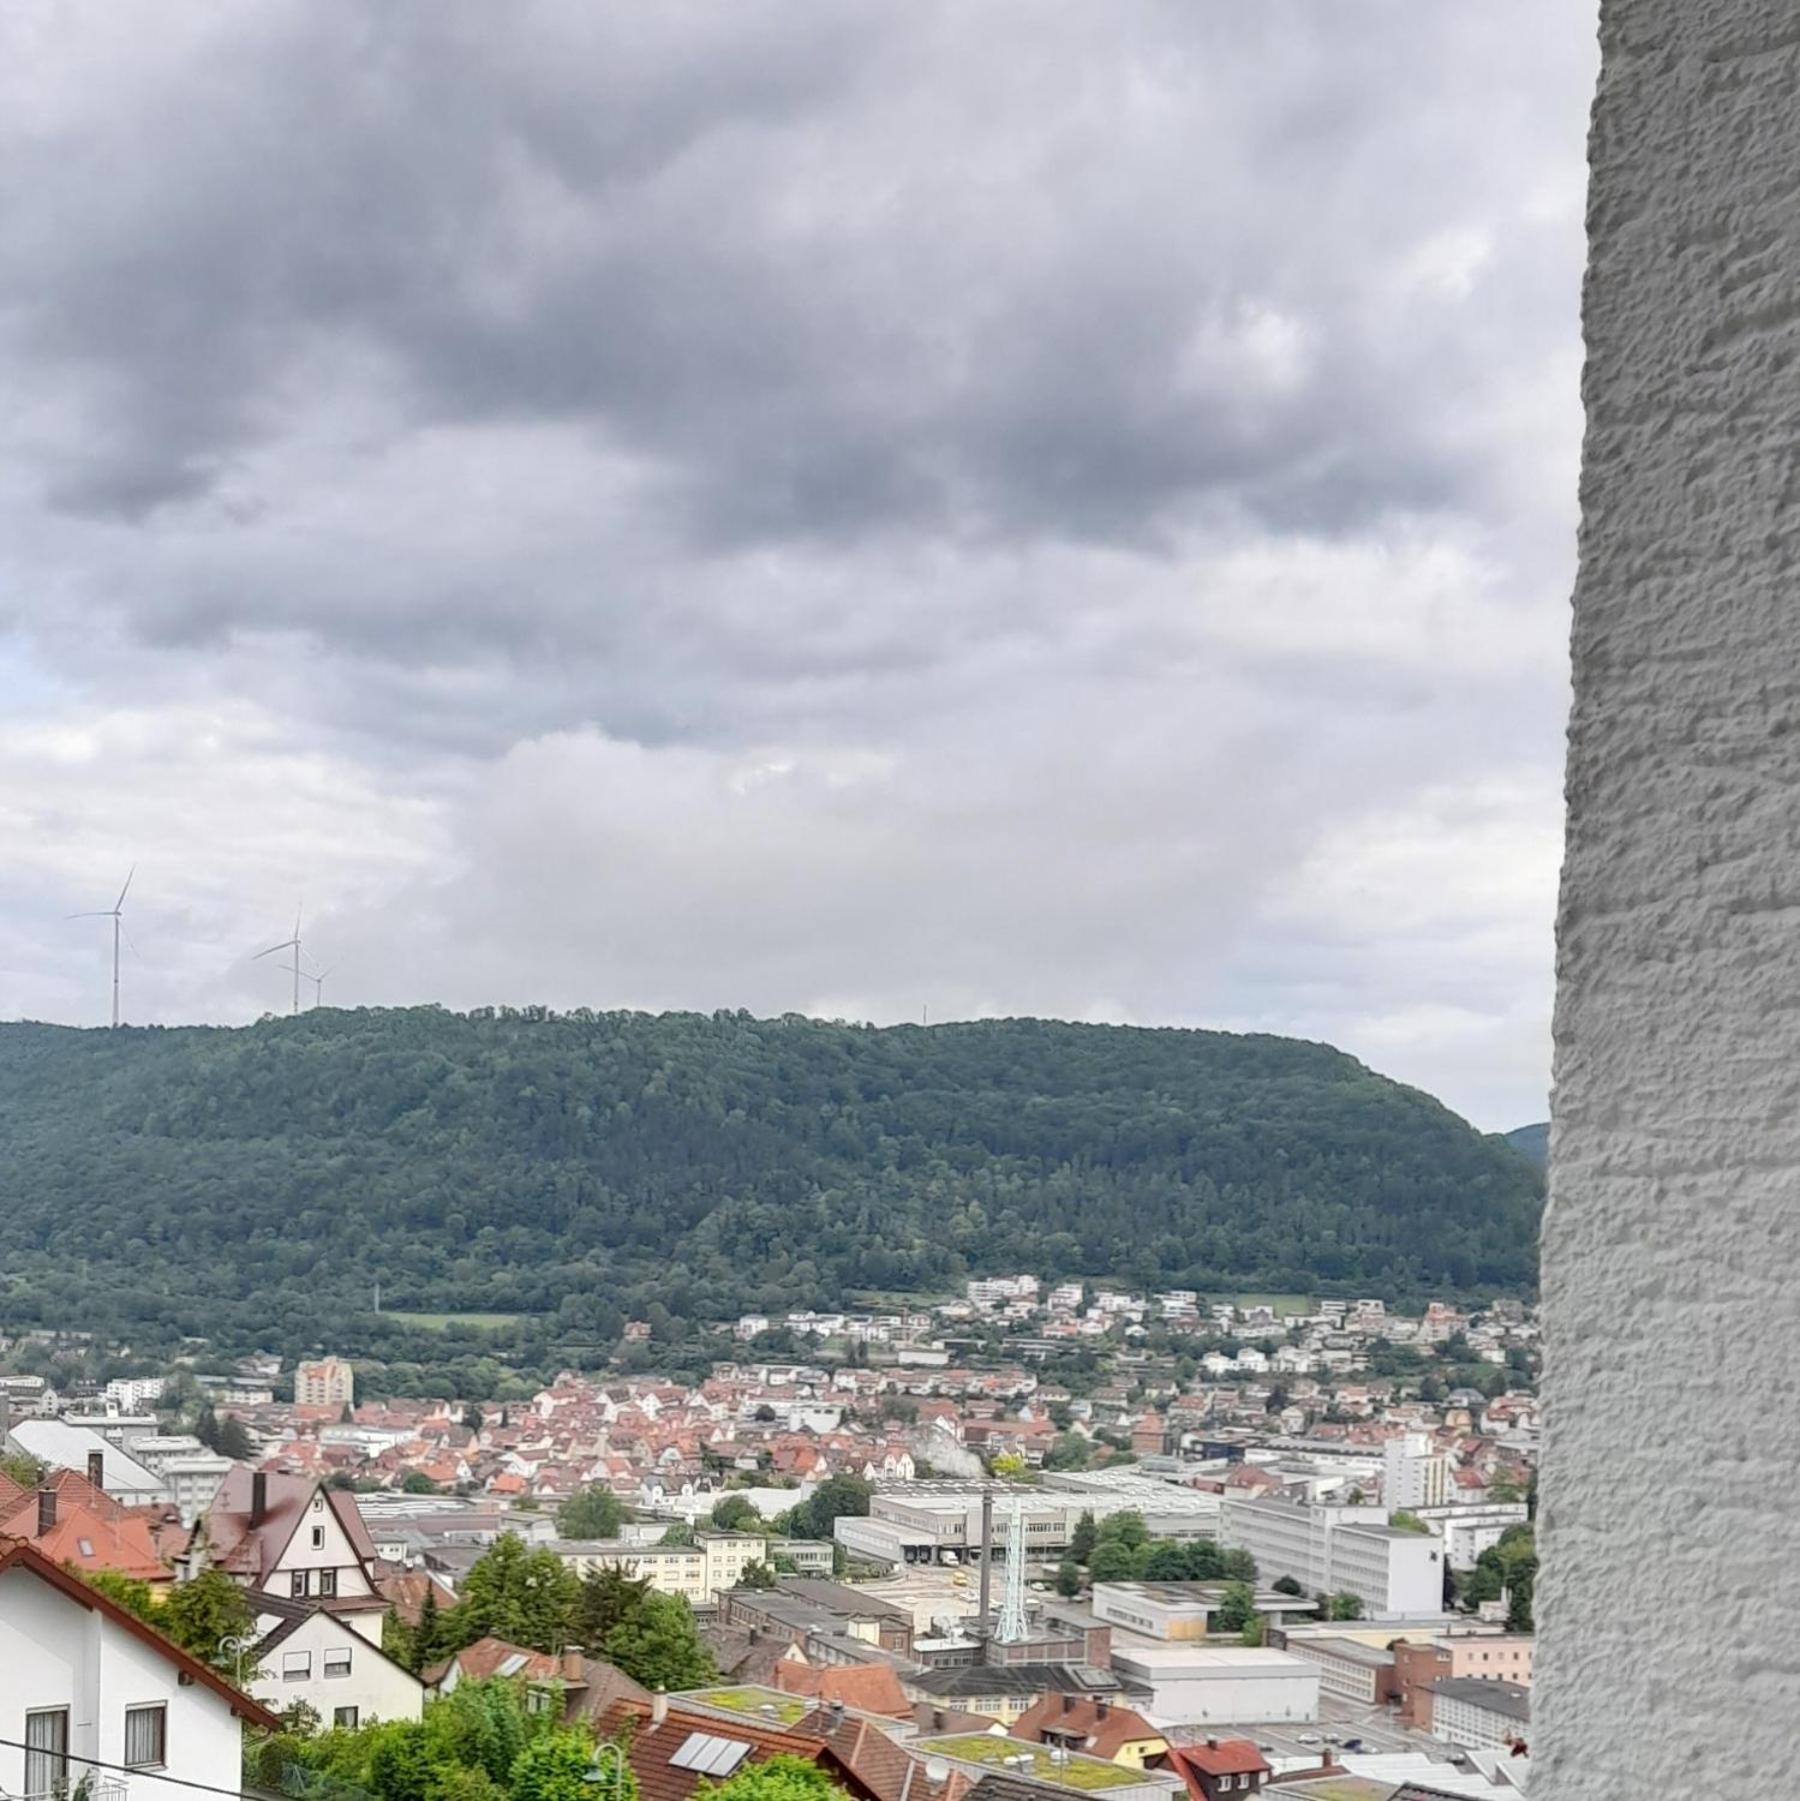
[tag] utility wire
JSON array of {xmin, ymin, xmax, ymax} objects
[{"xmin": 0, "ymin": 1737, "xmax": 291, "ymax": 1801}]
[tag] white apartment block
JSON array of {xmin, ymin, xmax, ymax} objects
[
  {"xmin": 102, "ymin": 1377, "xmax": 166, "ymax": 1412},
  {"xmin": 1219, "ymin": 1497, "xmax": 1445, "ymax": 1617},
  {"xmin": 967, "ymin": 1276, "xmax": 1040, "ymax": 1309},
  {"xmin": 294, "ymin": 1357, "xmax": 356, "ymax": 1409},
  {"xmin": 1412, "ymin": 1502, "xmax": 1531, "ymax": 1572},
  {"xmin": 1383, "ymin": 1434, "xmax": 1451, "ymax": 1511}
]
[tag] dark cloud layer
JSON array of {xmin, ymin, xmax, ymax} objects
[{"xmin": 0, "ymin": 2, "xmax": 1596, "ymax": 1126}]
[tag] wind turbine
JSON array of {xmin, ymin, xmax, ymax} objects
[
  {"xmin": 304, "ymin": 962, "xmax": 336, "ymax": 1009},
  {"xmin": 254, "ymin": 905, "xmax": 304, "ymax": 1016},
  {"xmin": 67, "ymin": 867, "xmax": 134, "ymax": 1029}
]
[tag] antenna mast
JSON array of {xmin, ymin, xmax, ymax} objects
[{"xmin": 995, "ymin": 1499, "xmax": 1029, "ymax": 1644}]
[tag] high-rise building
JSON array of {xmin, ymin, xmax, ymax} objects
[
  {"xmin": 294, "ymin": 1357, "xmax": 355, "ymax": 1409},
  {"xmin": 1384, "ymin": 1433, "xmax": 1451, "ymax": 1511}
]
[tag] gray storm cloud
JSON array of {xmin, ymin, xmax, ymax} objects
[{"xmin": 0, "ymin": 1, "xmax": 1594, "ymax": 1128}]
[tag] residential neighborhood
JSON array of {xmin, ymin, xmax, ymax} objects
[{"xmin": 0, "ymin": 1289, "xmax": 1536, "ymax": 1801}]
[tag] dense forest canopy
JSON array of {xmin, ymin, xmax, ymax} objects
[{"xmin": 0, "ymin": 1008, "xmax": 1540, "ymax": 1368}]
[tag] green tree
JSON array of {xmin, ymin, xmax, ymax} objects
[
  {"xmin": 84, "ymin": 1570, "xmax": 157, "ymax": 1623},
  {"xmin": 779, "ymin": 1474, "xmax": 872, "ymax": 1543},
  {"xmin": 1054, "ymin": 1558, "xmax": 1082, "ymax": 1599},
  {"xmin": 1087, "ymin": 1541, "xmax": 1141, "ymax": 1584},
  {"xmin": 699, "ymin": 1756, "xmax": 840, "ymax": 1801},
  {"xmin": 1271, "ymin": 1575, "xmax": 1304, "ymax": 1597},
  {"xmin": 1220, "ymin": 1548, "xmax": 1257, "ymax": 1584},
  {"xmin": 738, "ymin": 1561, "xmax": 777, "ymax": 1591},
  {"xmin": 710, "ymin": 1495, "xmax": 761, "ymax": 1532},
  {"xmin": 452, "ymin": 1534, "xmax": 580, "ymax": 1654},
  {"xmin": 574, "ymin": 1567, "xmax": 654, "ymax": 1650},
  {"xmin": 1212, "ymin": 1581, "xmax": 1257, "ymax": 1634},
  {"xmin": 603, "ymin": 1591, "xmax": 716, "ymax": 1691},
  {"xmin": 162, "ymin": 1569, "xmax": 256, "ymax": 1674},
  {"xmin": 1327, "ymin": 1592, "xmax": 1365, "ymax": 1621},
  {"xmin": 0, "ymin": 1450, "xmax": 46, "ymax": 1489},
  {"xmin": 1390, "ymin": 1511, "xmax": 1431, "ymax": 1535},
  {"xmin": 401, "ymin": 1472, "xmax": 438, "ymax": 1495},
  {"xmin": 1096, "ymin": 1510, "xmax": 1148, "ymax": 1552},
  {"xmin": 1069, "ymin": 1512, "xmax": 1098, "ymax": 1564},
  {"xmin": 511, "ymin": 1733, "xmax": 616, "ymax": 1801},
  {"xmin": 560, "ymin": 1485, "xmax": 630, "ymax": 1540},
  {"xmin": 216, "ymin": 1416, "xmax": 255, "ymax": 1461}
]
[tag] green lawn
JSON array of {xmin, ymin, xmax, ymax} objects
[
  {"xmin": 917, "ymin": 1737, "xmax": 1143, "ymax": 1790},
  {"xmin": 684, "ymin": 1687, "xmax": 813, "ymax": 1727},
  {"xmin": 385, "ymin": 1310, "xmax": 531, "ymax": 1332},
  {"xmin": 1224, "ymin": 1293, "xmax": 1315, "ymax": 1316}
]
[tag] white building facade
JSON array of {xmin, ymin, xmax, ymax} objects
[
  {"xmin": 1, "ymin": 1542, "xmax": 274, "ymax": 1801},
  {"xmin": 1219, "ymin": 1497, "xmax": 1444, "ymax": 1617}
]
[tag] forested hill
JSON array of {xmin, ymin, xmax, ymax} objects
[
  {"xmin": 1505, "ymin": 1122, "xmax": 1548, "ymax": 1169},
  {"xmin": 0, "ymin": 1009, "xmax": 1541, "ymax": 1358}
]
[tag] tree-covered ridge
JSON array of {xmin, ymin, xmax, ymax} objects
[
  {"xmin": 1504, "ymin": 1122, "xmax": 1548, "ymax": 1169},
  {"xmin": 0, "ymin": 1007, "xmax": 1540, "ymax": 1353}
]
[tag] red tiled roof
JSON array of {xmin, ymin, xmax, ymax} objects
[
  {"xmin": 1009, "ymin": 1694, "xmax": 1162, "ymax": 1759},
  {"xmin": 195, "ymin": 1467, "xmax": 376, "ymax": 1585},
  {"xmin": 0, "ymin": 1497, "xmax": 169, "ymax": 1581},
  {"xmin": 595, "ymin": 1699, "xmax": 882, "ymax": 1801},
  {"xmin": 1168, "ymin": 1741, "xmax": 1270, "ymax": 1782},
  {"xmin": 773, "ymin": 1661, "xmax": 912, "ymax": 1718}
]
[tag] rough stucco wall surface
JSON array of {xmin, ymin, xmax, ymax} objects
[{"xmin": 1542, "ymin": 2, "xmax": 1800, "ymax": 1793}]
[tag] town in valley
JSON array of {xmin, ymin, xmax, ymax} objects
[{"xmin": 0, "ymin": 1275, "xmax": 1537, "ymax": 1801}]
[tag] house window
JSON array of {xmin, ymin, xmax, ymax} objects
[
  {"xmin": 319, "ymin": 1569, "xmax": 338, "ymax": 1598},
  {"xmin": 334, "ymin": 1708, "xmax": 359, "ymax": 1729},
  {"xmin": 124, "ymin": 1705, "xmax": 167, "ymax": 1770},
  {"xmin": 24, "ymin": 1708, "xmax": 68, "ymax": 1800},
  {"xmin": 324, "ymin": 1648, "xmax": 352, "ymax": 1680},
  {"xmin": 312, "ymin": 1526, "xmax": 325, "ymax": 1548},
  {"xmin": 291, "ymin": 1570, "xmax": 310, "ymax": 1598},
  {"xmin": 282, "ymin": 1651, "xmax": 313, "ymax": 1681},
  {"xmin": 526, "ymin": 1688, "xmax": 552, "ymax": 1715}
]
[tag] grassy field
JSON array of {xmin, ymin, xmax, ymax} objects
[
  {"xmin": 1225, "ymin": 1292, "xmax": 1315, "ymax": 1316},
  {"xmin": 385, "ymin": 1310, "xmax": 531, "ymax": 1332}
]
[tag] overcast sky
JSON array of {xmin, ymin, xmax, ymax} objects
[{"xmin": 0, "ymin": 3, "xmax": 1596, "ymax": 1130}]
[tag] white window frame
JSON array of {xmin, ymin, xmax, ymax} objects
[
  {"xmin": 282, "ymin": 1650, "xmax": 312, "ymax": 1681},
  {"xmin": 324, "ymin": 1647, "xmax": 353, "ymax": 1680}
]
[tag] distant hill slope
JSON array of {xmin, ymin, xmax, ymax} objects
[
  {"xmin": 0, "ymin": 1010, "xmax": 1541, "ymax": 1354},
  {"xmin": 1505, "ymin": 1122, "xmax": 1549, "ymax": 1169}
]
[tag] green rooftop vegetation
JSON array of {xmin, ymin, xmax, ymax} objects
[
  {"xmin": 685, "ymin": 1686, "xmax": 813, "ymax": 1727},
  {"xmin": 916, "ymin": 1737, "xmax": 1144, "ymax": 1790}
]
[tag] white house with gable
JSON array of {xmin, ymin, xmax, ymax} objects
[{"xmin": 1, "ymin": 1539, "xmax": 277, "ymax": 1801}]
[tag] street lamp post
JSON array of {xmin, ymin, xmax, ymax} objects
[{"xmin": 584, "ymin": 1743, "xmax": 628, "ymax": 1801}]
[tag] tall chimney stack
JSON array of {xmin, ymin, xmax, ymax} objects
[
  {"xmin": 977, "ymin": 1487, "xmax": 994, "ymax": 1653},
  {"xmin": 37, "ymin": 1488, "xmax": 56, "ymax": 1537},
  {"xmin": 250, "ymin": 1470, "xmax": 268, "ymax": 1528},
  {"xmin": 87, "ymin": 1451, "xmax": 105, "ymax": 1492}
]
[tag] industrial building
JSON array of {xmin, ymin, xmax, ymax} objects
[
  {"xmin": 837, "ymin": 1478, "xmax": 1220, "ymax": 1569},
  {"xmin": 1218, "ymin": 1495, "xmax": 1445, "ymax": 1617},
  {"xmin": 1088, "ymin": 1583, "xmax": 1317, "ymax": 1643},
  {"xmin": 1106, "ymin": 1642, "xmax": 1321, "ymax": 1726}
]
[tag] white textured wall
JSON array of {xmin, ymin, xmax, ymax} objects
[{"xmin": 1541, "ymin": 1, "xmax": 1800, "ymax": 1791}]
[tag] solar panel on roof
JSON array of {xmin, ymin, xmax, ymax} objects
[{"xmin": 669, "ymin": 1735, "xmax": 752, "ymax": 1777}]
